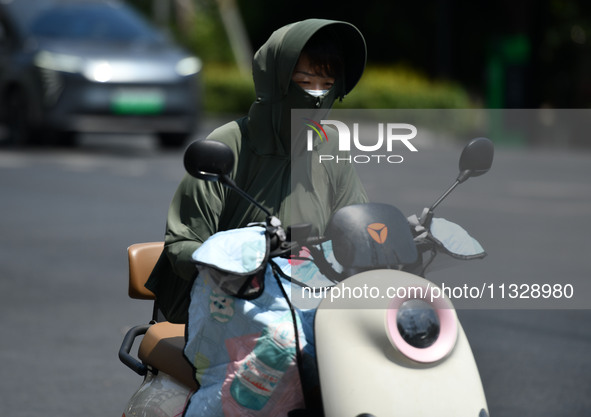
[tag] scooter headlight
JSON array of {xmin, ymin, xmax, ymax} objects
[
  {"xmin": 396, "ymin": 299, "xmax": 440, "ymax": 348},
  {"xmin": 385, "ymin": 285, "xmax": 458, "ymax": 363}
]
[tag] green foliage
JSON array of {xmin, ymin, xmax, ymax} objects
[
  {"xmin": 202, "ymin": 63, "xmax": 255, "ymax": 113},
  {"xmin": 201, "ymin": 64, "xmax": 474, "ymax": 114},
  {"xmin": 182, "ymin": 4, "xmax": 234, "ymax": 63},
  {"xmin": 336, "ymin": 66, "xmax": 473, "ymax": 109}
]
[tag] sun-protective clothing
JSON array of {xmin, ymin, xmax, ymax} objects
[{"xmin": 146, "ymin": 19, "xmax": 368, "ymax": 323}]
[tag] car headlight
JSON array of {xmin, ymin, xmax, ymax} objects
[
  {"xmin": 175, "ymin": 56, "xmax": 202, "ymax": 76},
  {"xmin": 34, "ymin": 50, "xmax": 84, "ymax": 73},
  {"xmin": 83, "ymin": 61, "xmax": 112, "ymax": 83}
]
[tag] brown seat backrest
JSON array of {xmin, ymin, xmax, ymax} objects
[{"xmin": 127, "ymin": 242, "xmax": 164, "ymax": 300}]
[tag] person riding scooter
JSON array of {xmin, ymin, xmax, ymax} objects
[
  {"xmin": 145, "ymin": 19, "xmax": 369, "ymax": 417},
  {"xmin": 145, "ymin": 19, "xmax": 367, "ymax": 325}
]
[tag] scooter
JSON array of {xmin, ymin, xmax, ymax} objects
[{"xmin": 119, "ymin": 136, "xmax": 494, "ymax": 417}]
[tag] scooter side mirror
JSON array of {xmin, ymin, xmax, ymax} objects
[
  {"xmin": 183, "ymin": 140, "xmax": 235, "ymax": 182},
  {"xmin": 422, "ymin": 137, "xmax": 494, "ymax": 226},
  {"xmin": 457, "ymin": 137, "xmax": 494, "ymax": 183},
  {"xmin": 183, "ymin": 139, "xmax": 274, "ymax": 218}
]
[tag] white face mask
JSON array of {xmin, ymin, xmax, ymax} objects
[{"xmin": 305, "ymin": 89, "xmax": 329, "ymax": 97}]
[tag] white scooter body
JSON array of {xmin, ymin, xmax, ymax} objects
[
  {"xmin": 121, "ymin": 247, "xmax": 489, "ymax": 417},
  {"xmin": 315, "ymin": 270, "xmax": 488, "ymax": 417},
  {"xmin": 121, "ymin": 251, "xmax": 489, "ymax": 417}
]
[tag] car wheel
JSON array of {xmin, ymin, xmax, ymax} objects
[
  {"xmin": 5, "ymin": 89, "xmax": 35, "ymax": 147},
  {"xmin": 157, "ymin": 132, "xmax": 189, "ymax": 149}
]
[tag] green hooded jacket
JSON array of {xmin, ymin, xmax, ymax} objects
[{"xmin": 146, "ymin": 19, "xmax": 368, "ymax": 323}]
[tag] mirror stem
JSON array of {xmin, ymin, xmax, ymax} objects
[
  {"xmin": 422, "ymin": 179, "xmax": 460, "ymax": 227},
  {"xmin": 220, "ymin": 175, "xmax": 273, "ymax": 218},
  {"xmin": 456, "ymin": 169, "xmax": 472, "ymax": 184}
]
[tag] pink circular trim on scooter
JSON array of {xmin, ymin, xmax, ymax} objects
[{"xmin": 385, "ymin": 286, "xmax": 458, "ymax": 363}]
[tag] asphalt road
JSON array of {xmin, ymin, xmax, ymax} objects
[{"xmin": 0, "ymin": 126, "xmax": 590, "ymax": 416}]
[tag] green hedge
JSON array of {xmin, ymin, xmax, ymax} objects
[
  {"xmin": 202, "ymin": 63, "xmax": 255, "ymax": 114},
  {"xmin": 201, "ymin": 64, "xmax": 474, "ymax": 114},
  {"xmin": 336, "ymin": 66, "xmax": 473, "ymax": 109}
]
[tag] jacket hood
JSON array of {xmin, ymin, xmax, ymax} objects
[{"xmin": 246, "ymin": 19, "xmax": 367, "ymax": 157}]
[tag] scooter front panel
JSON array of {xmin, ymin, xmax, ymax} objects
[{"xmin": 315, "ymin": 269, "xmax": 488, "ymax": 417}]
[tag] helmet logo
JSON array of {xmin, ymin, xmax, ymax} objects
[{"xmin": 367, "ymin": 223, "xmax": 388, "ymax": 244}]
